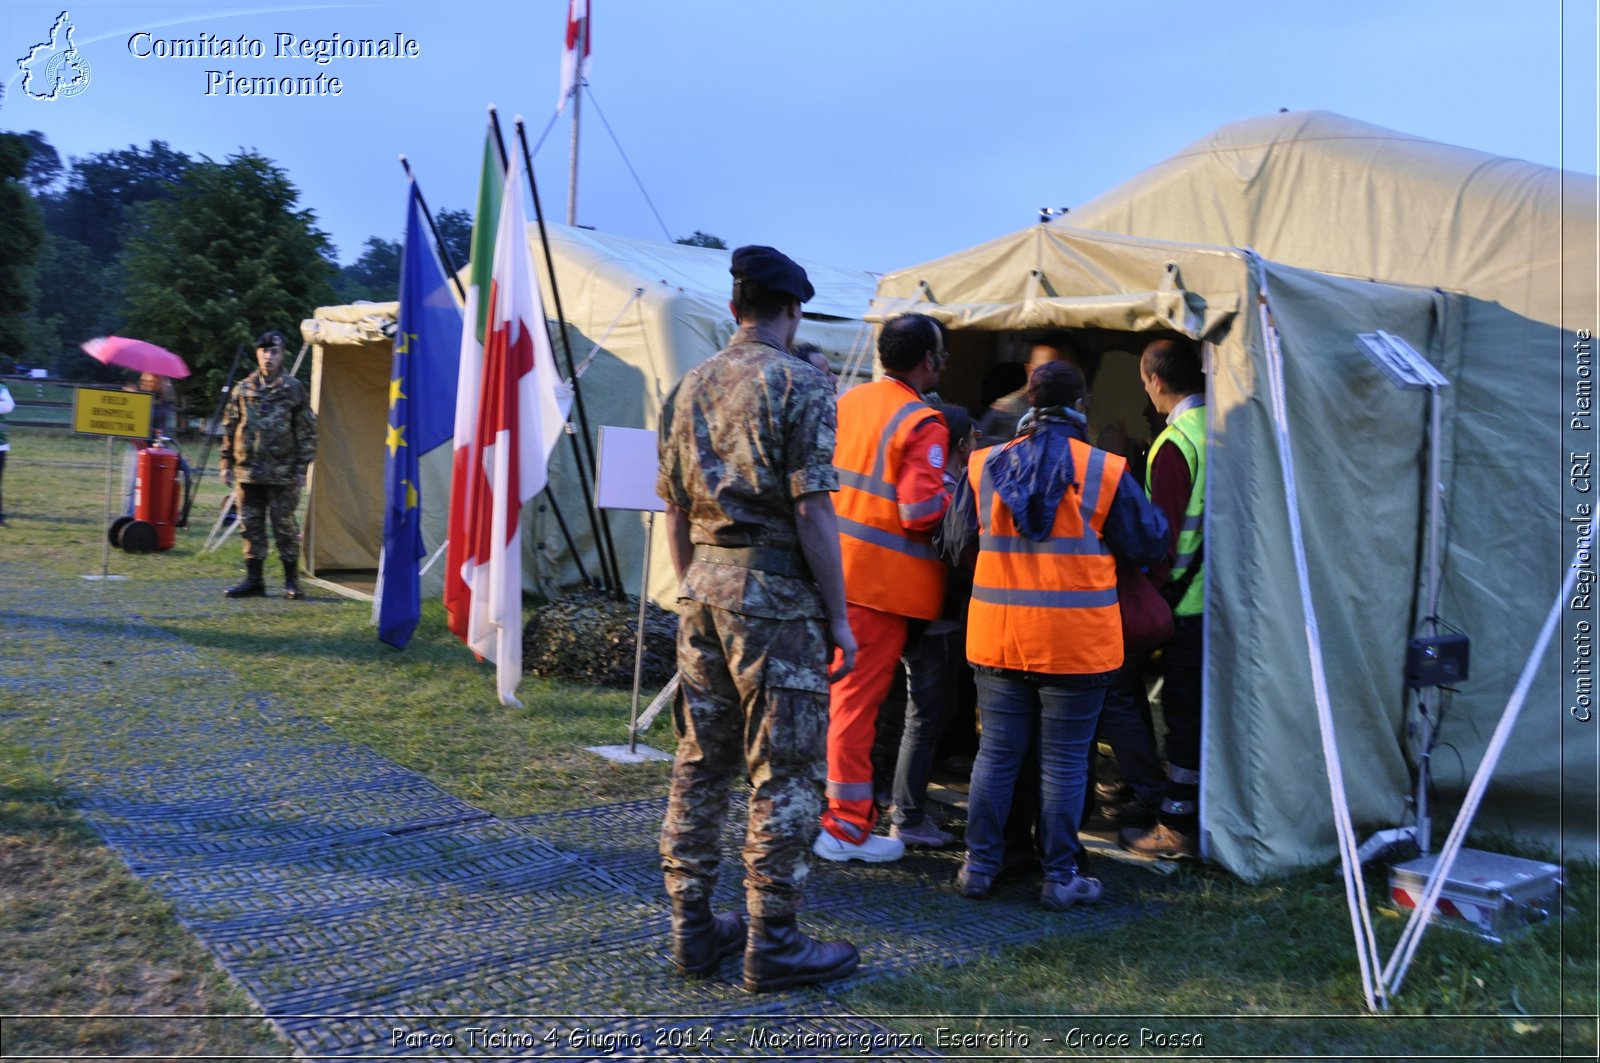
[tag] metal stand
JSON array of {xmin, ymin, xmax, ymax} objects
[
  {"xmin": 82, "ymin": 437, "xmax": 128, "ymax": 582},
  {"xmin": 586, "ymin": 510, "xmax": 669, "ymax": 764}
]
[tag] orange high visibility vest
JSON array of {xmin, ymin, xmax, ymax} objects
[
  {"xmin": 966, "ymin": 434, "xmax": 1125, "ymax": 674},
  {"xmin": 835, "ymin": 377, "xmax": 948, "ymax": 619}
]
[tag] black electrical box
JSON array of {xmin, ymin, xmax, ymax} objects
[{"xmin": 1406, "ymin": 633, "xmax": 1470, "ymax": 688}]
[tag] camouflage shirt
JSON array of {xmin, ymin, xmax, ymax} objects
[
  {"xmin": 219, "ymin": 369, "xmax": 318, "ymax": 484},
  {"xmin": 657, "ymin": 324, "xmax": 839, "ymax": 620}
]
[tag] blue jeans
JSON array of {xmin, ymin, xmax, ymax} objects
[{"xmin": 966, "ymin": 668, "xmax": 1109, "ymax": 882}]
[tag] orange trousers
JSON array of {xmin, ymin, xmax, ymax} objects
[{"xmin": 821, "ymin": 602, "xmax": 908, "ymax": 842}]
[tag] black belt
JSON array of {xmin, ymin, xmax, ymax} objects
[{"xmin": 693, "ymin": 544, "xmax": 810, "ymax": 579}]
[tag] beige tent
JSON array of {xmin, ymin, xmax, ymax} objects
[
  {"xmin": 872, "ymin": 111, "xmax": 1597, "ymax": 880},
  {"xmin": 301, "ymin": 224, "xmax": 875, "ymax": 608}
]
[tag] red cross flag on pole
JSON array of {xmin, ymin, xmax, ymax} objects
[
  {"xmin": 557, "ymin": 0, "xmax": 591, "ymax": 112},
  {"xmin": 458, "ymin": 159, "xmax": 566, "ymax": 708}
]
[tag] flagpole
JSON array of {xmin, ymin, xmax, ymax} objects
[
  {"xmin": 516, "ymin": 115, "xmax": 625, "ymax": 600},
  {"xmin": 566, "ymin": 65, "xmax": 580, "ymax": 226},
  {"xmin": 398, "ymin": 156, "xmax": 467, "ymax": 302},
  {"xmin": 489, "ymin": 110, "xmax": 597, "ymax": 591}
]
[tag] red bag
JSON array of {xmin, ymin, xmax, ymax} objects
[{"xmin": 1118, "ymin": 562, "xmax": 1174, "ymax": 657}]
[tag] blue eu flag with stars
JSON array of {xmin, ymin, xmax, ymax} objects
[{"xmin": 378, "ymin": 184, "xmax": 462, "ymax": 648}]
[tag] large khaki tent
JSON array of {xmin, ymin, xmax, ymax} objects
[
  {"xmin": 872, "ymin": 111, "xmax": 1597, "ymax": 881},
  {"xmin": 301, "ymin": 224, "xmax": 875, "ymax": 608}
]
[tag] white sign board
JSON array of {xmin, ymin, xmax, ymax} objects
[
  {"xmin": 1356, "ymin": 330, "xmax": 1449, "ymax": 391},
  {"xmin": 595, "ymin": 426, "xmax": 666, "ymax": 512}
]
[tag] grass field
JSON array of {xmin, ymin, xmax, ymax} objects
[{"xmin": 1, "ymin": 427, "xmax": 1595, "ymax": 1061}]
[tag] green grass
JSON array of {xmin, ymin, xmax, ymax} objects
[{"xmin": 1, "ymin": 426, "xmax": 1595, "ymax": 1061}]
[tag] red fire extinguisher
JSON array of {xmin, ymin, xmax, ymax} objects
[{"xmin": 108, "ymin": 439, "xmax": 189, "ymax": 553}]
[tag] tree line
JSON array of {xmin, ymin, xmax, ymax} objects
[
  {"xmin": 0, "ymin": 129, "xmax": 725, "ymax": 413},
  {"xmin": 0, "ymin": 130, "xmax": 470, "ymax": 408}
]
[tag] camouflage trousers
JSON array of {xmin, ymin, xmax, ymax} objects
[
  {"xmin": 660, "ymin": 601, "xmax": 830, "ymax": 919},
  {"xmin": 235, "ymin": 482, "xmax": 301, "ymax": 563}
]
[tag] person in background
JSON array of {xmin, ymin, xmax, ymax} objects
[
  {"xmin": 887, "ymin": 403, "xmax": 977, "ymax": 848},
  {"xmin": 218, "ymin": 330, "xmax": 318, "ymax": 601},
  {"xmin": 656, "ymin": 245, "xmax": 860, "ymax": 993},
  {"xmin": 979, "ymin": 332, "xmax": 1097, "ymax": 442},
  {"xmin": 947, "ymin": 361, "xmax": 1167, "ymax": 909},
  {"xmin": 0, "ymin": 379, "xmax": 13, "ymax": 527},
  {"xmin": 815, "ymin": 313, "xmax": 952, "ymax": 865},
  {"xmin": 792, "ymin": 341, "xmax": 838, "ymax": 391},
  {"xmin": 1120, "ymin": 337, "xmax": 1208, "ymax": 860}
]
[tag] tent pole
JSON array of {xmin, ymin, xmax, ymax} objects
[{"xmin": 516, "ymin": 115, "xmax": 625, "ymax": 598}]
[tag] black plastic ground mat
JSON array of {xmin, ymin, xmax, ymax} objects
[{"xmin": 2, "ymin": 567, "xmax": 1153, "ymax": 1059}]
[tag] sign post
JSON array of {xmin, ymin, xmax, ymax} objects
[
  {"xmin": 587, "ymin": 425, "xmax": 672, "ymax": 764},
  {"xmin": 73, "ymin": 387, "xmax": 154, "ymax": 581}
]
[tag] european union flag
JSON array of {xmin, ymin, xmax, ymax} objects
[{"xmin": 378, "ymin": 184, "xmax": 463, "ymax": 648}]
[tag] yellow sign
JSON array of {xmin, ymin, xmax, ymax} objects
[{"xmin": 72, "ymin": 387, "xmax": 154, "ymax": 439}]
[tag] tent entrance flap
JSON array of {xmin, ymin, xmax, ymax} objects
[{"xmin": 867, "ymin": 289, "xmax": 1237, "ymax": 341}]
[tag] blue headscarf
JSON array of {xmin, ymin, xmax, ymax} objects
[{"xmin": 989, "ymin": 407, "xmax": 1088, "ymax": 541}]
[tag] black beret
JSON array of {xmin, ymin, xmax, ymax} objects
[
  {"xmin": 255, "ymin": 330, "xmax": 287, "ymax": 350},
  {"xmin": 730, "ymin": 245, "xmax": 815, "ymax": 303}
]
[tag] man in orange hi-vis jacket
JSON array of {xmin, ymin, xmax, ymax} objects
[{"xmin": 814, "ymin": 314, "xmax": 952, "ymax": 863}]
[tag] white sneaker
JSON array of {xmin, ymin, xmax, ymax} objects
[{"xmin": 812, "ymin": 830, "xmax": 905, "ymax": 863}]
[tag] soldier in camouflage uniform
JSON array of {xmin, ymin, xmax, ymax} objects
[
  {"xmin": 219, "ymin": 331, "xmax": 318, "ymax": 600},
  {"xmin": 656, "ymin": 246, "xmax": 860, "ymax": 993}
]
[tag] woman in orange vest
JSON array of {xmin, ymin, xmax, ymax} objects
[{"xmin": 944, "ymin": 360, "xmax": 1168, "ymax": 909}]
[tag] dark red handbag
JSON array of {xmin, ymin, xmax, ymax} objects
[{"xmin": 1117, "ymin": 561, "xmax": 1174, "ymax": 657}]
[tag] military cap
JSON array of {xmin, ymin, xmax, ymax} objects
[
  {"xmin": 730, "ymin": 245, "xmax": 815, "ymax": 304},
  {"xmin": 255, "ymin": 330, "xmax": 287, "ymax": 351}
]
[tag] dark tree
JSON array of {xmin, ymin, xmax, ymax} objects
[
  {"xmin": 121, "ymin": 150, "xmax": 335, "ymax": 403},
  {"xmin": 44, "ymin": 140, "xmax": 191, "ymax": 258},
  {"xmin": 675, "ymin": 230, "xmax": 728, "ymax": 249},
  {"xmin": 333, "ymin": 236, "xmax": 402, "ymax": 302},
  {"xmin": 433, "ymin": 207, "xmax": 472, "ymax": 274},
  {"xmin": 0, "ymin": 134, "xmax": 45, "ymax": 372},
  {"xmin": 17, "ymin": 130, "xmax": 63, "ymax": 196}
]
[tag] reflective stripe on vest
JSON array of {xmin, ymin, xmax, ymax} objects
[
  {"xmin": 965, "ymin": 435, "xmax": 1125, "ymax": 674},
  {"xmin": 1147, "ymin": 404, "xmax": 1206, "ymax": 617},
  {"xmin": 834, "ymin": 378, "xmax": 947, "ymax": 619}
]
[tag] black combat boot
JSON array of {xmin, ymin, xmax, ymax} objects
[
  {"xmin": 670, "ymin": 898, "xmax": 746, "ymax": 977},
  {"xmin": 283, "ymin": 559, "xmax": 304, "ymax": 600},
  {"xmin": 742, "ymin": 915, "xmax": 859, "ymax": 993},
  {"xmin": 224, "ymin": 558, "xmax": 266, "ymax": 598}
]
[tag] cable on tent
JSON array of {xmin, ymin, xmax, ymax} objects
[
  {"xmin": 1381, "ymin": 524, "xmax": 1588, "ymax": 996},
  {"xmin": 840, "ymin": 319, "xmax": 875, "ymax": 388},
  {"xmin": 583, "ymin": 86, "xmax": 675, "ymax": 245},
  {"xmin": 570, "ymin": 287, "xmax": 645, "ymax": 383},
  {"xmin": 1251, "ymin": 250, "xmax": 1386, "ymax": 1012},
  {"xmin": 528, "ymin": 107, "xmax": 563, "ymax": 158}
]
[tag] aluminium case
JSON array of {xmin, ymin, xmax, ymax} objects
[{"xmin": 1388, "ymin": 848, "xmax": 1563, "ymax": 943}]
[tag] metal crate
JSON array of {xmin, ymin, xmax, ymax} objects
[{"xmin": 1388, "ymin": 848, "xmax": 1563, "ymax": 944}]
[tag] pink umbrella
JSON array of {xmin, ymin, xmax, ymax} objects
[{"xmin": 81, "ymin": 336, "xmax": 191, "ymax": 379}]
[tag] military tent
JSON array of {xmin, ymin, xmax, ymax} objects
[
  {"xmin": 870, "ymin": 111, "xmax": 1597, "ymax": 881},
  {"xmin": 301, "ymin": 224, "xmax": 875, "ymax": 608}
]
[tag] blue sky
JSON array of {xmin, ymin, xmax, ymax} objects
[{"xmin": 2, "ymin": 0, "xmax": 1595, "ymax": 273}]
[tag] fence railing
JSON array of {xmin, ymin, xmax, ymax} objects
[{"xmin": 1, "ymin": 376, "xmax": 196, "ymax": 432}]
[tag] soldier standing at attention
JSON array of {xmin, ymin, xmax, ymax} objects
[
  {"xmin": 219, "ymin": 330, "xmax": 318, "ymax": 600},
  {"xmin": 656, "ymin": 246, "xmax": 861, "ymax": 993}
]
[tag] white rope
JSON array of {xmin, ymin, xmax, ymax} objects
[
  {"xmin": 631, "ymin": 671, "xmax": 681, "ymax": 737},
  {"xmin": 201, "ymin": 493, "xmax": 237, "ymax": 554},
  {"xmin": 841, "ymin": 318, "xmax": 875, "ymax": 388},
  {"xmin": 419, "ymin": 538, "xmax": 448, "ymax": 577},
  {"xmin": 1382, "ymin": 527, "xmax": 1588, "ymax": 996},
  {"xmin": 1252, "ymin": 251, "xmax": 1386, "ymax": 1012},
  {"xmin": 572, "ymin": 288, "xmax": 644, "ymax": 381}
]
